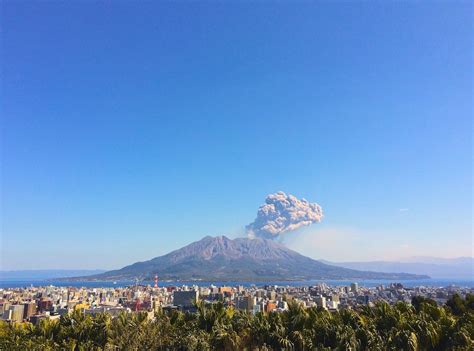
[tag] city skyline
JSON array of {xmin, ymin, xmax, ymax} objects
[{"xmin": 2, "ymin": 2, "xmax": 472, "ymax": 270}]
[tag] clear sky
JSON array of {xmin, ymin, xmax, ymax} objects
[{"xmin": 1, "ymin": 2, "xmax": 472, "ymax": 270}]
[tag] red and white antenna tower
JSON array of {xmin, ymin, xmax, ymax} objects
[{"xmin": 154, "ymin": 274, "xmax": 158, "ymax": 288}]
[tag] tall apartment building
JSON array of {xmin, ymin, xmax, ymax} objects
[
  {"xmin": 236, "ymin": 295, "xmax": 255, "ymax": 312},
  {"xmin": 23, "ymin": 302, "xmax": 37, "ymax": 320},
  {"xmin": 173, "ymin": 290, "xmax": 199, "ymax": 307},
  {"xmin": 9, "ymin": 305, "xmax": 25, "ymax": 323},
  {"xmin": 315, "ymin": 296, "xmax": 327, "ymax": 309}
]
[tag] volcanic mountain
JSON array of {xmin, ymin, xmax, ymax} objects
[{"xmin": 83, "ymin": 236, "xmax": 429, "ymax": 281}]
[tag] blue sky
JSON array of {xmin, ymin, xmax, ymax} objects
[{"xmin": 2, "ymin": 2, "xmax": 472, "ymax": 269}]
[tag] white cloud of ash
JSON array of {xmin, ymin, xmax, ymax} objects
[{"xmin": 246, "ymin": 191, "xmax": 323, "ymax": 240}]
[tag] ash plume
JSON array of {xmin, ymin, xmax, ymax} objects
[{"xmin": 246, "ymin": 191, "xmax": 323, "ymax": 240}]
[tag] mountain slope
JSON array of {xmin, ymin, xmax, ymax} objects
[{"xmin": 82, "ymin": 236, "xmax": 429, "ymax": 281}]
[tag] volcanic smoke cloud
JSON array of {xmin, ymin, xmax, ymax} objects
[{"xmin": 246, "ymin": 191, "xmax": 323, "ymax": 240}]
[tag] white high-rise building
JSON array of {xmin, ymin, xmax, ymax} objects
[{"xmin": 314, "ymin": 296, "xmax": 326, "ymax": 309}]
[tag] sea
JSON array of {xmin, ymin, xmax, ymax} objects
[{"xmin": 1, "ymin": 279, "xmax": 473, "ymax": 289}]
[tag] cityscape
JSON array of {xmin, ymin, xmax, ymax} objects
[{"xmin": 2, "ymin": 280, "xmax": 473, "ymax": 324}]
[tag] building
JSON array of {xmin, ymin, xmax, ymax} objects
[
  {"xmin": 38, "ymin": 298, "xmax": 53, "ymax": 312},
  {"xmin": 29, "ymin": 315, "xmax": 48, "ymax": 325},
  {"xmin": 351, "ymin": 283, "xmax": 359, "ymax": 293},
  {"xmin": 219, "ymin": 286, "xmax": 233, "ymax": 298},
  {"xmin": 1, "ymin": 309, "xmax": 12, "ymax": 321},
  {"xmin": 74, "ymin": 302, "xmax": 90, "ymax": 311},
  {"xmin": 314, "ymin": 296, "xmax": 327, "ymax": 309},
  {"xmin": 173, "ymin": 290, "xmax": 199, "ymax": 307},
  {"xmin": 236, "ymin": 295, "xmax": 255, "ymax": 312},
  {"xmin": 0, "ymin": 302, "xmax": 10, "ymax": 315},
  {"xmin": 23, "ymin": 302, "xmax": 37, "ymax": 320},
  {"xmin": 219, "ymin": 286, "xmax": 232, "ymax": 294},
  {"xmin": 9, "ymin": 305, "xmax": 25, "ymax": 323},
  {"xmin": 267, "ymin": 291, "xmax": 276, "ymax": 300},
  {"xmin": 265, "ymin": 301, "xmax": 277, "ymax": 312}
]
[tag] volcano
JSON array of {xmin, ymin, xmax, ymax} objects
[{"xmin": 82, "ymin": 236, "xmax": 429, "ymax": 281}]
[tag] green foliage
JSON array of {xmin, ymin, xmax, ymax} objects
[
  {"xmin": 411, "ymin": 296, "xmax": 437, "ymax": 314},
  {"xmin": 1, "ymin": 296, "xmax": 473, "ymax": 350},
  {"xmin": 446, "ymin": 293, "xmax": 474, "ymax": 317}
]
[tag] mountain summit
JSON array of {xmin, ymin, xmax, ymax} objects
[{"xmin": 84, "ymin": 236, "xmax": 428, "ymax": 281}]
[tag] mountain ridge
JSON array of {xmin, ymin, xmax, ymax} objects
[
  {"xmin": 0, "ymin": 270, "xmax": 107, "ymax": 281},
  {"xmin": 321, "ymin": 258, "xmax": 473, "ymax": 279}
]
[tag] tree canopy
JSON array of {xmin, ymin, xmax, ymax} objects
[{"xmin": 1, "ymin": 295, "xmax": 473, "ymax": 350}]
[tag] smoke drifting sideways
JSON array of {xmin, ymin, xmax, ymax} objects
[{"xmin": 246, "ymin": 191, "xmax": 323, "ymax": 240}]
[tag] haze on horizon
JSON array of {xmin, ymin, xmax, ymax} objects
[{"xmin": 1, "ymin": 2, "xmax": 472, "ymax": 270}]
